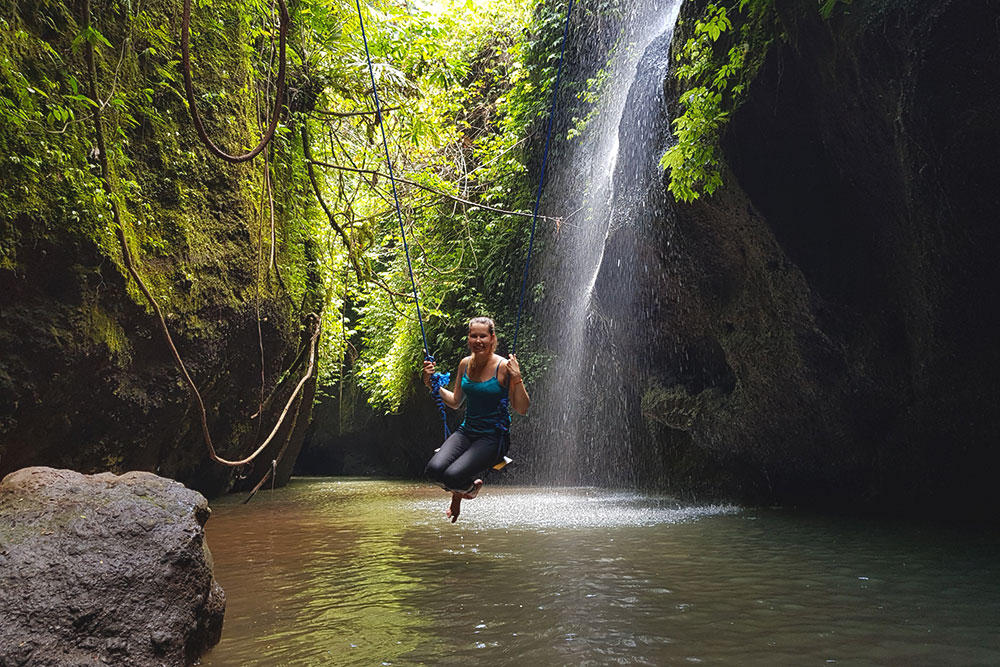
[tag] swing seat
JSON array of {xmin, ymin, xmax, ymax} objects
[{"xmin": 492, "ymin": 456, "xmax": 513, "ymax": 471}]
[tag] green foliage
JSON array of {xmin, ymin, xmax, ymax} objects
[
  {"xmin": 0, "ymin": 0, "xmax": 287, "ymax": 346},
  {"xmin": 660, "ymin": 1, "xmax": 778, "ymax": 202},
  {"xmin": 1, "ymin": 17, "xmax": 108, "ymax": 268},
  {"xmin": 292, "ymin": 0, "xmax": 560, "ymax": 412},
  {"xmin": 82, "ymin": 303, "xmax": 133, "ymax": 363},
  {"xmin": 662, "ymin": 0, "xmax": 851, "ymax": 202},
  {"xmin": 2, "ymin": 0, "xmax": 559, "ymax": 417},
  {"xmin": 567, "ymin": 62, "xmax": 609, "ymax": 140}
]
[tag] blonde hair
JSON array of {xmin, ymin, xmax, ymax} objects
[{"xmin": 467, "ymin": 316, "xmax": 498, "ymax": 373}]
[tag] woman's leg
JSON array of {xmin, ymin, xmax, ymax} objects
[
  {"xmin": 425, "ymin": 430, "xmax": 472, "ymax": 490},
  {"xmin": 440, "ymin": 432, "xmax": 501, "ymax": 494}
]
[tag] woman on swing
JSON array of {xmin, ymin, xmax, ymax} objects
[{"xmin": 422, "ymin": 316, "xmax": 530, "ymax": 522}]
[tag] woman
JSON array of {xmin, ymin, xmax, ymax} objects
[{"xmin": 422, "ymin": 316, "xmax": 530, "ymax": 522}]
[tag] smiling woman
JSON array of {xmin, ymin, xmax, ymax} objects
[
  {"xmin": 421, "ymin": 316, "xmax": 530, "ymax": 521},
  {"xmin": 0, "ymin": 0, "xmax": 562, "ymax": 491}
]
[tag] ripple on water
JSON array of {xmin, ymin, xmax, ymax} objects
[{"xmin": 411, "ymin": 486, "xmax": 739, "ymax": 530}]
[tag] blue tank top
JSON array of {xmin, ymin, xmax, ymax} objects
[{"xmin": 460, "ymin": 360, "xmax": 510, "ymax": 434}]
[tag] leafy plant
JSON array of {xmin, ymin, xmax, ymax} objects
[
  {"xmin": 2, "ymin": 0, "xmax": 557, "ymax": 417},
  {"xmin": 659, "ymin": 1, "xmax": 778, "ymax": 202}
]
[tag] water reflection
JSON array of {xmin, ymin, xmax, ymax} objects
[
  {"xmin": 202, "ymin": 479, "xmax": 1000, "ymax": 666},
  {"xmin": 203, "ymin": 480, "xmax": 432, "ymax": 665}
]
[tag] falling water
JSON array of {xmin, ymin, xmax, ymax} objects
[{"xmin": 522, "ymin": 0, "xmax": 684, "ymax": 485}]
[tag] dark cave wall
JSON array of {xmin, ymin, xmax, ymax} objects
[{"xmin": 639, "ymin": 0, "xmax": 1000, "ymax": 511}]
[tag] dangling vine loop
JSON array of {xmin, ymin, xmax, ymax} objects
[{"xmin": 181, "ymin": 0, "xmax": 289, "ymax": 163}]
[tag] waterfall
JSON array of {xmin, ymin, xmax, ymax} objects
[{"xmin": 522, "ymin": 0, "xmax": 685, "ymax": 486}]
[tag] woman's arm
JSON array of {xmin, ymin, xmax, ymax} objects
[
  {"xmin": 422, "ymin": 358, "xmax": 466, "ymax": 410},
  {"xmin": 505, "ymin": 354, "xmax": 530, "ymax": 415}
]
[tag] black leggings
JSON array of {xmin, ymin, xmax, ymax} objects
[{"xmin": 425, "ymin": 429, "xmax": 506, "ymax": 494}]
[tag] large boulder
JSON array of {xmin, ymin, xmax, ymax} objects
[{"xmin": 0, "ymin": 467, "xmax": 225, "ymax": 666}]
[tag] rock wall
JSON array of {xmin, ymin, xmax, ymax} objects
[
  {"xmin": 0, "ymin": 467, "xmax": 224, "ymax": 665},
  {"xmin": 630, "ymin": 0, "xmax": 1000, "ymax": 512},
  {"xmin": 0, "ymin": 1, "xmax": 320, "ymax": 496}
]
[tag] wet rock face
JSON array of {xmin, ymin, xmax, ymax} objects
[
  {"xmin": 298, "ymin": 389, "xmax": 443, "ymax": 478},
  {"xmin": 0, "ymin": 467, "xmax": 225, "ymax": 666},
  {"xmin": 633, "ymin": 0, "xmax": 1000, "ymax": 511},
  {"xmin": 0, "ymin": 0, "xmax": 320, "ymax": 500}
]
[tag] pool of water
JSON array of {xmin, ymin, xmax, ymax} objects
[{"xmin": 201, "ymin": 478, "xmax": 1000, "ymax": 666}]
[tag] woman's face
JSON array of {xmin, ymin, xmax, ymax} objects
[{"xmin": 468, "ymin": 322, "xmax": 494, "ymax": 355}]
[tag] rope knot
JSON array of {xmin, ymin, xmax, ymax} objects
[
  {"xmin": 430, "ymin": 371, "xmax": 450, "ymax": 390},
  {"xmin": 429, "ymin": 371, "xmax": 451, "ymax": 438},
  {"xmin": 496, "ymin": 397, "xmax": 510, "ymax": 433}
]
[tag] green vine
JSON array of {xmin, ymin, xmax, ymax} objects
[
  {"xmin": 819, "ymin": 0, "xmax": 853, "ymax": 20},
  {"xmin": 660, "ymin": 0, "xmax": 778, "ymax": 202},
  {"xmin": 661, "ymin": 0, "xmax": 853, "ymax": 202}
]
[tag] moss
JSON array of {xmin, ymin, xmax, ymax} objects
[
  {"xmin": 0, "ymin": 0, "xmax": 264, "ymax": 317},
  {"xmin": 640, "ymin": 379, "xmax": 730, "ymax": 431},
  {"xmin": 0, "ymin": 1, "xmax": 322, "ymax": 494},
  {"xmin": 82, "ymin": 303, "xmax": 133, "ymax": 363}
]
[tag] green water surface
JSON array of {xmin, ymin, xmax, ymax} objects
[{"xmin": 201, "ymin": 478, "xmax": 1000, "ymax": 666}]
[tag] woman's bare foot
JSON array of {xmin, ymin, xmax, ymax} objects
[
  {"xmin": 462, "ymin": 479, "xmax": 484, "ymax": 500},
  {"xmin": 446, "ymin": 492, "xmax": 462, "ymax": 523},
  {"xmin": 446, "ymin": 480, "xmax": 484, "ymax": 522}
]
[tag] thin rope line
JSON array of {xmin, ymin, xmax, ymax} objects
[{"xmin": 355, "ymin": 0, "xmax": 431, "ymax": 359}]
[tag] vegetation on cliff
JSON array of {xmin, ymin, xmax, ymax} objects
[
  {"xmin": 661, "ymin": 0, "xmax": 854, "ymax": 202},
  {"xmin": 0, "ymin": 0, "xmax": 574, "ymax": 486}
]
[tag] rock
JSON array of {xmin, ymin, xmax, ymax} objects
[
  {"xmin": 0, "ymin": 0, "xmax": 322, "ymax": 500},
  {"xmin": 0, "ymin": 467, "xmax": 225, "ymax": 666}
]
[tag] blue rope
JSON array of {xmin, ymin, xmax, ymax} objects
[
  {"xmin": 357, "ymin": 0, "xmax": 451, "ymax": 436},
  {"xmin": 356, "ymin": 0, "xmax": 430, "ymax": 360},
  {"xmin": 511, "ymin": 0, "xmax": 575, "ymax": 356},
  {"xmin": 430, "ymin": 371, "xmax": 451, "ymax": 439}
]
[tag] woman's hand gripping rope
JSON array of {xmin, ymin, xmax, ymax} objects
[
  {"xmin": 423, "ymin": 359, "xmax": 452, "ymax": 439},
  {"xmin": 506, "ymin": 354, "xmax": 523, "ymax": 387}
]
